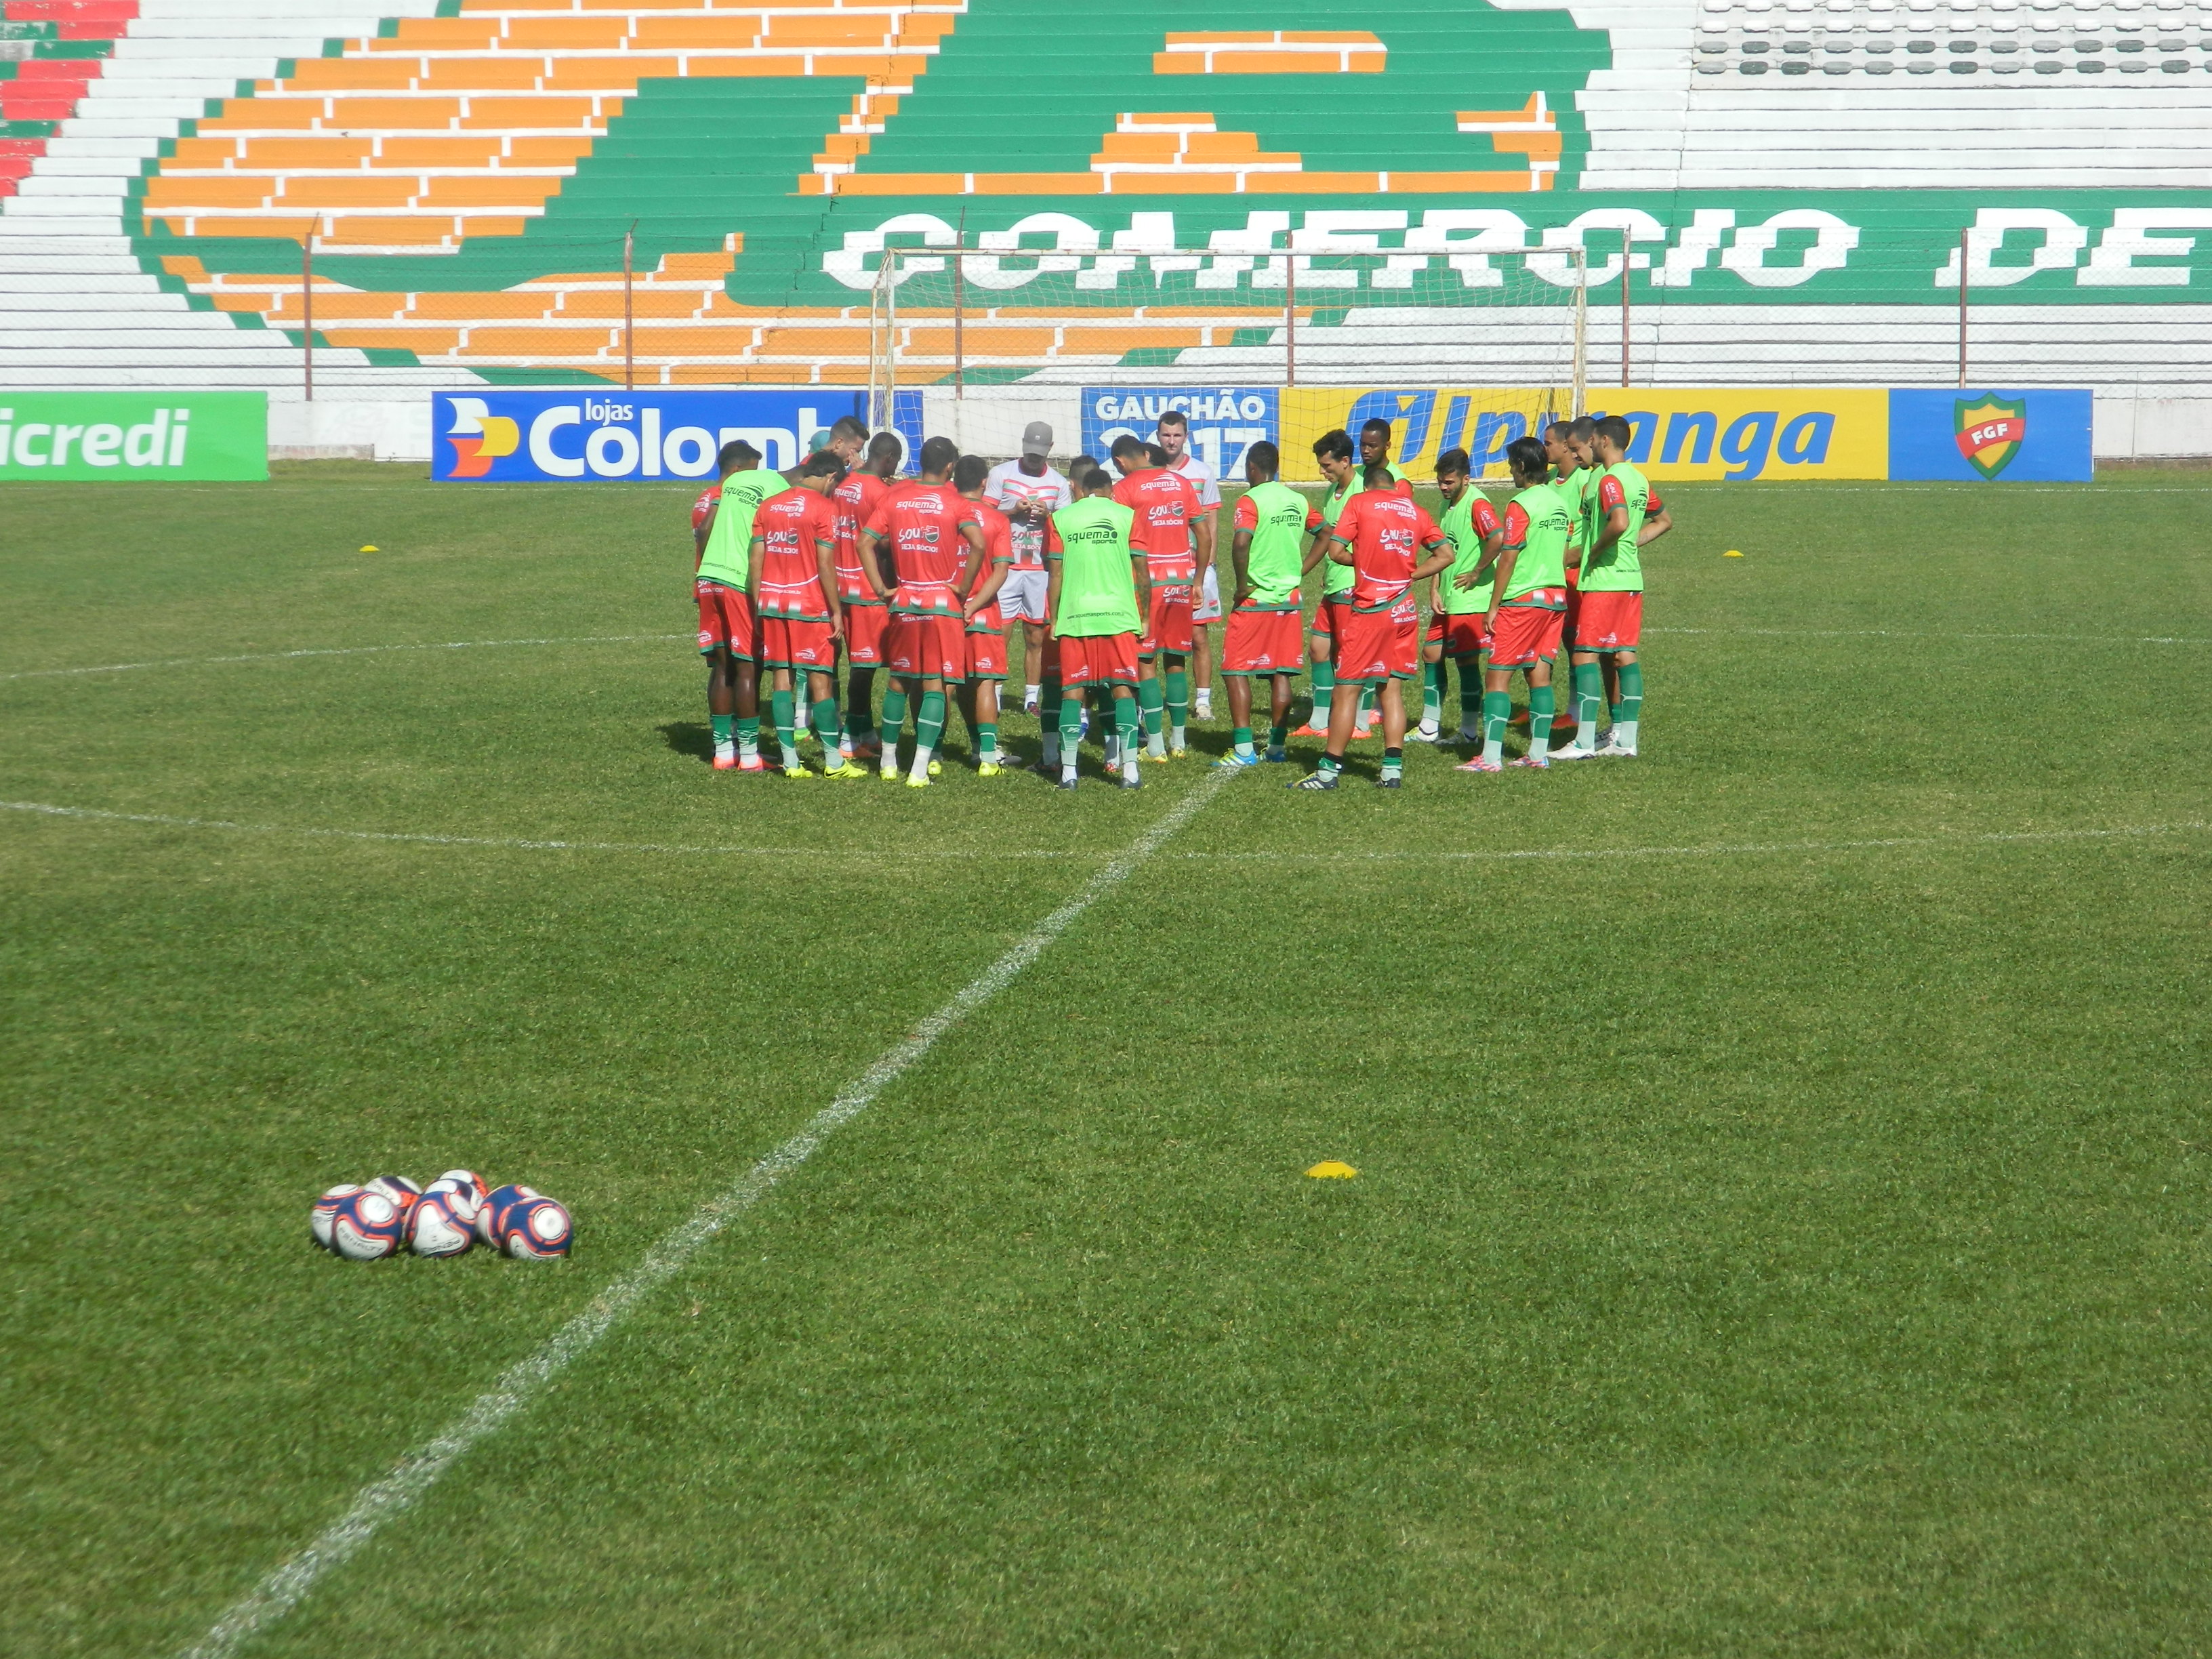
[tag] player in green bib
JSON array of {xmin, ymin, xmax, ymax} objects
[
  {"xmin": 1214, "ymin": 441, "xmax": 1307, "ymax": 766},
  {"xmin": 1296, "ymin": 429, "xmax": 1361, "ymax": 738},
  {"xmin": 1428, "ymin": 446, "xmax": 1506, "ymax": 745},
  {"xmin": 1554, "ymin": 413, "xmax": 1672, "ymax": 759},
  {"xmin": 1044, "ymin": 466, "xmax": 1148, "ymax": 790},
  {"xmin": 1460, "ymin": 436, "xmax": 1574, "ymax": 774},
  {"xmin": 691, "ymin": 439, "xmax": 790, "ymax": 771}
]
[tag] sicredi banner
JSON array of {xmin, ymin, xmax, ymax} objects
[
  {"xmin": 1081, "ymin": 388, "xmax": 1278, "ymax": 478},
  {"xmin": 1887, "ymin": 389, "xmax": 2093, "ymax": 483},
  {"xmin": 0, "ymin": 392, "xmax": 266, "ymax": 482},
  {"xmin": 1279, "ymin": 388, "xmax": 1889, "ymax": 484},
  {"xmin": 432, "ymin": 390, "xmax": 867, "ymax": 483}
]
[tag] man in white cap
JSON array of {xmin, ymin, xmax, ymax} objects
[
  {"xmin": 986, "ymin": 420, "xmax": 1072, "ymax": 714},
  {"xmin": 1155, "ymin": 408, "xmax": 1221, "ymax": 721}
]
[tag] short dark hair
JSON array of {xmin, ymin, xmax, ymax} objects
[
  {"xmin": 1070, "ymin": 453, "xmax": 1095, "ymax": 478},
  {"xmin": 718, "ymin": 439, "xmax": 760, "ymax": 472},
  {"xmin": 952, "ymin": 453, "xmax": 989, "ymax": 491},
  {"xmin": 1109, "ymin": 433, "xmax": 1148, "ymax": 459},
  {"xmin": 1246, "ymin": 439, "xmax": 1279, "ymax": 474},
  {"xmin": 1568, "ymin": 416, "xmax": 1597, "ymax": 443},
  {"xmin": 1312, "ymin": 428, "xmax": 1353, "ymax": 464},
  {"xmin": 1359, "ymin": 417, "xmax": 1393, "ymax": 442},
  {"xmin": 1363, "ymin": 461, "xmax": 1395, "ymax": 489},
  {"xmin": 1080, "ymin": 465, "xmax": 1115, "ymax": 493},
  {"xmin": 830, "ymin": 414, "xmax": 869, "ymax": 441},
  {"xmin": 1145, "ymin": 442, "xmax": 1170, "ymax": 468},
  {"xmin": 798, "ymin": 449, "xmax": 843, "ymax": 480},
  {"xmin": 867, "ymin": 431, "xmax": 903, "ymax": 464},
  {"xmin": 1544, "ymin": 419, "xmax": 1572, "ymax": 439},
  {"xmin": 1594, "ymin": 415, "xmax": 1633, "ymax": 451},
  {"xmin": 1506, "ymin": 436, "xmax": 1549, "ymax": 478},
  {"xmin": 1435, "ymin": 447, "xmax": 1471, "ymax": 476},
  {"xmin": 1155, "ymin": 409, "xmax": 1187, "ymax": 430},
  {"xmin": 919, "ymin": 435, "xmax": 960, "ymax": 474}
]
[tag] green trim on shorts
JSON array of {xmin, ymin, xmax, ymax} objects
[
  {"xmin": 1336, "ymin": 668, "xmax": 1419, "ymax": 686},
  {"xmin": 1218, "ymin": 665, "xmax": 1304, "ymax": 679}
]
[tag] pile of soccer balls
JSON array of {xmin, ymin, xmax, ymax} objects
[{"xmin": 310, "ymin": 1170, "xmax": 573, "ymax": 1261}]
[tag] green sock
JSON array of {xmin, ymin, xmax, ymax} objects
[
  {"xmin": 1040, "ymin": 672, "xmax": 1063, "ymax": 764},
  {"xmin": 1529, "ymin": 684, "xmax": 1555, "ymax": 758},
  {"xmin": 1137, "ymin": 676, "xmax": 1166, "ymax": 746},
  {"xmin": 1309, "ymin": 657, "xmax": 1334, "ymax": 725},
  {"xmin": 1115, "ymin": 695, "xmax": 1141, "ymax": 769},
  {"xmin": 1422, "ymin": 661, "xmax": 1443, "ymax": 726},
  {"xmin": 1268, "ymin": 722, "xmax": 1288, "ymax": 750},
  {"xmin": 977, "ymin": 721, "xmax": 998, "ymax": 763},
  {"xmin": 811, "ymin": 697, "xmax": 839, "ymax": 754},
  {"xmin": 845, "ymin": 668, "xmax": 875, "ymax": 745},
  {"xmin": 736, "ymin": 716, "xmax": 760, "ymax": 759},
  {"xmin": 1059, "ymin": 690, "xmax": 1083, "ymax": 777},
  {"xmin": 1357, "ymin": 686, "xmax": 1376, "ymax": 724},
  {"xmin": 772, "ymin": 688, "xmax": 799, "ymax": 770},
  {"xmin": 1165, "ymin": 669, "xmax": 1189, "ymax": 747},
  {"xmin": 1382, "ymin": 745, "xmax": 1404, "ymax": 780},
  {"xmin": 1481, "ymin": 691, "xmax": 1509, "ymax": 763},
  {"xmin": 912, "ymin": 690, "xmax": 946, "ymax": 775},
  {"xmin": 1616, "ymin": 661, "xmax": 1643, "ymax": 745},
  {"xmin": 710, "ymin": 713, "xmax": 733, "ymax": 747},
  {"xmin": 879, "ymin": 688, "xmax": 907, "ymax": 763},
  {"xmin": 1459, "ymin": 662, "xmax": 1484, "ymax": 732},
  {"xmin": 1233, "ymin": 724, "xmax": 1254, "ymax": 757},
  {"xmin": 1573, "ymin": 660, "xmax": 1603, "ymax": 745}
]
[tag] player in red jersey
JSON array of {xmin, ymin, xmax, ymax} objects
[
  {"xmin": 1292, "ymin": 462, "xmax": 1453, "ymax": 790},
  {"xmin": 859, "ymin": 435, "xmax": 987, "ymax": 788},
  {"xmin": 832, "ymin": 429, "xmax": 903, "ymax": 761},
  {"xmin": 952, "ymin": 453, "xmax": 1016, "ymax": 775},
  {"xmin": 1111, "ymin": 433, "xmax": 1202, "ymax": 762},
  {"xmin": 750, "ymin": 451, "xmax": 865, "ymax": 779}
]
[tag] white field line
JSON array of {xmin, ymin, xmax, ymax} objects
[
  {"xmin": 176, "ymin": 763, "xmax": 1240, "ymax": 1659},
  {"xmin": 0, "ymin": 635, "xmax": 688, "ymax": 683},
  {"xmin": 1170, "ymin": 821, "xmax": 2207, "ymax": 863},
  {"xmin": 1647, "ymin": 627, "xmax": 2205, "ymax": 646},
  {"xmin": 0, "ymin": 800, "xmax": 1083, "ymax": 862}
]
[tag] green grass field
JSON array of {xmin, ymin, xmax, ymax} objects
[{"xmin": 3, "ymin": 464, "xmax": 2207, "ymax": 1658}]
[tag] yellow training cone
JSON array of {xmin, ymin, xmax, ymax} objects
[
  {"xmin": 360, "ymin": 545, "xmax": 380, "ymax": 552},
  {"xmin": 1723, "ymin": 549, "xmax": 1743, "ymax": 558},
  {"xmin": 1307, "ymin": 1161, "xmax": 1357, "ymax": 1179}
]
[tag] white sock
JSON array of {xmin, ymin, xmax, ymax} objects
[
  {"xmin": 739, "ymin": 731, "xmax": 759, "ymax": 760},
  {"xmin": 1195, "ymin": 689, "xmax": 1212, "ymax": 717},
  {"xmin": 909, "ymin": 742, "xmax": 934, "ymax": 781},
  {"xmin": 1483, "ymin": 732, "xmax": 1504, "ymax": 765},
  {"xmin": 1124, "ymin": 753, "xmax": 1141, "ymax": 783},
  {"xmin": 713, "ymin": 739, "xmax": 735, "ymax": 762},
  {"xmin": 794, "ymin": 704, "xmax": 809, "ymax": 734},
  {"xmin": 1025, "ymin": 682, "xmax": 1041, "ymax": 705},
  {"xmin": 1170, "ymin": 723, "xmax": 1186, "ymax": 751},
  {"xmin": 1612, "ymin": 720, "xmax": 1637, "ymax": 750},
  {"xmin": 1061, "ymin": 754, "xmax": 1078, "ymax": 783},
  {"xmin": 1147, "ymin": 731, "xmax": 1166, "ymax": 757},
  {"xmin": 1577, "ymin": 712, "xmax": 1597, "ymax": 749}
]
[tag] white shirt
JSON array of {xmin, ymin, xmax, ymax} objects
[
  {"xmin": 1163, "ymin": 449, "xmax": 1221, "ymax": 509},
  {"xmin": 985, "ymin": 459, "xmax": 1071, "ymax": 569}
]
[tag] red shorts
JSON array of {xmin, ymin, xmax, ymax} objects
[
  {"xmin": 1335, "ymin": 596, "xmax": 1420, "ymax": 684},
  {"xmin": 758, "ymin": 614, "xmax": 836, "ymax": 670},
  {"xmin": 1561, "ymin": 568, "xmax": 1581, "ymax": 647},
  {"xmin": 1572, "ymin": 590, "xmax": 1642, "ymax": 653},
  {"xmin": 1308, "ymin": 593, "xmax": 1352, "ymax": 640},
  {"xmin": 1439, "ymin": 611, "xmax": 1490, "ymax": 660},
  {"xmin": 842, "ymin": 601, "xmax": 888, "ymax": 666},
  {"xmin": 695, "ymin": 580, "xmax": 755, "ymax": 659},
  {"xmin": 964, "ymin": 625, "xmax": 1007, "ymax": 681},
  {"xmin": 886, "ymin": 613, "xmax": 966, "ymax": 680},
  {"xmin": 1221, "ymin": 606, "xmax": 1303, "ymax": 676},
  {"xmin": 1141, "ymin": 584, "xmax": 1195, "ymax": 659},
  {"xmin": 1055, "ymin": 630, "xmax": 1139, "ymax": 687},
  {"xmin": 1488, "ymin": 602, "xmax": 1565, "ymax": 670},
  {"xmin": 1423, "ymin": 612, "xmax": 1445, "ymax": 645}
]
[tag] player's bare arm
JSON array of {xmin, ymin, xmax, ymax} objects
[
  {"xmin": 1484, "ymin": 544, "xmax": 1521, "ymax": 634},
  {"xmin": 1327, "ymin": 531, "xmax": 1357, "ymax": 567},
  {"xmin": 858, "ymin": 527, "xmax": 895, "ymax": 602},
  {"xmin": 745, "ymin": 533, "xmax": 765, "ymax": 605},
  {"xmin": 1455, "ymin": 524, "xmax": 1507, "ymax": 591},
  {"xmin": 1639, "ymin": 505, "xmax": 1673, "ymax": 546},
  {"xmin": 1588, "ymin": 502, "xmax": 1631, "ymax": 562},
  {"xmin": 1230, "ymin": 527, "xmax": 1254, "ymax": 609},
  {"xmin": 1411, "ymin": 535, "xmax": 1456, "ymax": 584},
  {"xmin": 814, "ymin": 535, "xmax": 842, "ymax": 639}
]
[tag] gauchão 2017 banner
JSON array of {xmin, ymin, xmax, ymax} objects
[{"xmin": 0, "ymin": 392, "xmax": 266, "ymax": 482}]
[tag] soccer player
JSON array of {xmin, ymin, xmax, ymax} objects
[
  {"xmin": 1045, "ymin": 464, "xmax": 1148, "ymax": 790},
  {"xmin": 1359, "ymin": 415, "xmax": 1413, "ymax": 493},
  {"xmin": 1554, "ymin": 413, "xmax": 1671, "ymax": 759},
  {"xmin": 1214, "ymin": 440, "xmax": 1306, "ymax": 767},
  {"xmin": 750, "ymin": 452, "xmax": 866, "ymax": 779},
  {"xmin": 691, "ymin": 438, "xmax": 788, "ymax": 771},
  {"xmin": 1427, "ymin": 446, "xmax": 1505, "ymax": 744},
  {"xmin": 953, "ymin": 453, "xmax": 1016, "ymax": 775},
  {"xmin": 985, "ymin": 421, "xmax": 1070, "ymax": 717},
  {"xmin": 1110, "ymin": 432, "xmax": 1202, "ymax": 760},
  {"xmin": 1553, "ymin": 414, "xmax": 1606, "ymax": 741},
  {"xmin": 1460, "ymin": 436, "xmax": 1573, "ymax": 775},
  {"xmin": 1294, "ymin": 461, "xmax": 1453, "ymax": 790},
  {"xmin": 832, "ymin": 429, "xmax": 903, "ymax": 761},
  {"xmin": 1155, "ymin": 409, "xmax": 1221, "ymax": 721},
  {"xmin": 1296, "ymin": 429, "xmax": 1360, "ymax": 739},
  {"xmin": 859, "ymin": 435, "xmax": 987, "ymax": 787}
]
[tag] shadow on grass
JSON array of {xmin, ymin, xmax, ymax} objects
[{"xmin": 657, "ymin": 721, "xmax": 715, "ymax": 764}]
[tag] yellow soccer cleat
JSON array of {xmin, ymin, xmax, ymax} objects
[
  {"xmin": 784, "ymin": 765, "xmax": 817, "ymax": 781},
  {"xmin": 928, "ymin": 759, "xmax": 942, "ymax": 776},
  {"xmin": 879, "ymin": 766, "xmax": 901, "ymax": 783},
  {"xmin": 823, "ymin": 760, "xmax": 872, "ymax": 780},
  {"xmin": 1168, "ymin": 746, "xmax": 1189, "ymax": 760},
  {"xmin": 977, "ymin": 762, "xmax": 1003, "ymax": 777},
  {"xmin": 905, "ymin": 773, "xmax": 931, "ymax": 789}
]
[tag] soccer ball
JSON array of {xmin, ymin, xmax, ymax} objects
[
  {"xmin": 476, "ymin": 1183, "xmax": 540, "ymax": 1248},
  {"xmin": 329, "ymin": 1189, "xmax": 405, "ymax": 1261},
  {"xmin": 504, "ymin": 1197, "xmax": 573, "ymax": 1259},
  {"xmin": 408, "ymin": 1191, "xmax": 475, "ymax": 1257},
  {"xmin": 310, "ymin": 1184, "xmax": 363, "ymax": 1251},
  {"xmin": 431, "ymin": 1168, "xmax": 489, "ymax": 1208},
  {"xmin": 365, "ymin": 1174, "xmax": 423, "ymax": 1229}
]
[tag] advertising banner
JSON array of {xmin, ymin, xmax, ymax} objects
[
  {"xmin": 1887, "ymin": 388, "xmax": 2093, "ymax": 483},
  {"xmin": 432, "ymin": 389, "xmax": 867, "ymax": 483},
  {"xmin": 1080, "ymin": 387, "xmax": 1278, "ymax": 479},
  {"xmin": 0, "ymin": 392, "xmax": 266, "ymax": 482},
  {"xmin": 1279, "ymin": 387, "xmax": 1890, "ymax": 484}
]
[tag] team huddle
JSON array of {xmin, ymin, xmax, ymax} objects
[{"xmin": 689, "ymin": 409, "xmax": 1670, "ymax": 790}]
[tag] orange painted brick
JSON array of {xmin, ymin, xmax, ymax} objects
[
  {"xmin": 420, "ymin": 175, "xmax": 558, "ymax": 207},
  {"xmin": 237, "ymin": 137, "xmax": 372, "ymax": 167},
  {"xmin": 409, "ymin": 291, "xmax": 552, "ymax": 321},
  {"xmin": 504, "ymin": 136, "xmax": 596, "ymax": 165},
  {"xmin": 146, "ymin": 176, "xmax": 272, "ymax": 209},
  {"xmin": 286, "ymin": 58, "xmax": 416, "ymax": 92},
  {"xmin": 200, "ymin": 100, "xmax": 322, "ymax": 131},
  {"xmin": 682, "ymin": 56, "xmax": 809, "ymax": 78},
  {"xmin": 466, "ymin": 326, "xmax": 617, "ymax": 356},
  {"xmin": 460, "ymin": 98, "xmax": 598, "ymax": 128},
  {"xmin": 331, "ymin": 98, "xmax": 462, "ymax": 129},
  {"xmin": 376, "ymin": 137, "xmax": 501, "ymax": 167},
  {"xmin": 632, "ymin": 16, "xmax": 762, "ymax": 49},
  {"xmin": 542, "ymin": 57, "xmax": 660, "ymax": 91},
  {"xmin": 455, "ymin": 216, "xmax": 531, "ymax": 238},
  {"xmin": 277, "ymin": 176, "xmax": 417, "ymax": 208},
  {"xmin": 325, "ymin": 216, "xmax": 453, "ymax": 245},
  {"xmin": 504, "ymin": 17, "xmax": 629, "ymax": 50},
  {"xmin": 421, "ymin": 56, "xmax": 545, "ymax": 91}
]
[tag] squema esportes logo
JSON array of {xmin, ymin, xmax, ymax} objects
[
  {"xmin": 0, "ymin": 393, "xmax": 266, "ymax": 482},
  {"xmin": 1954, "ymin": 394, "xmax": 2028, "ymax": 480}
]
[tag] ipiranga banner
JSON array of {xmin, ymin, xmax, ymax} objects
[{"xmin": 0, "ymin": 392, "xmax": 266, "ymax": 481}]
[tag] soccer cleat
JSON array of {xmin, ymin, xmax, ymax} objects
[
  {"xmin": 1292, "ymin": 722, "xmax": 1330, "ymax": 738},
  {"xmin": 1549, "ymin": 742, "xmax": 1600, "ymax": 761},
  {"xmin": 1194, "ymin": 693, "xmax": 1212, "ymax": 720},
  {"xmin": 1291, "ymin": 771, "xmax": 1340, "ymax": 790},
  {"xmin": 1511, "ymin": 754, "xmax": 1549, "ymax": 770},
  {"xmin": 1120, "ymin": 771, "xmax": 1144, "ymax": 790},
  {"xmin": 1408, "ymin": 723, "xmax": 1443, "ymax": 743},
  {"xmin": 1456, "ymin": 726, "xmax": 1483, "ymax": 745},
  {"xmin": 737, "ymin": 755, "xmax": 769, "ymax": 773},
  {"xmin": 1264, "ymin": 745, "xmax": 1289, "ymax": 763},
  {"xmin": 1144, "ymin": 748, "xmax": 1171, "ymax": 764},
  {"xmin": 879, "ymin": 765, "xmax": 901, "ymax": 783},
  {"xmin": 1553, "ymin": 714, "xmax": 1580, "ymax": 735},
  {"xmin": 853, "ymin": 737, "xmax": 883, "ymax": 761},
  {"xmin": 1456, "ymin": 756, "xmax": 1502, "ymax": 774},
  {"xmin": 823, "ymin": 760, "xmax": 871, "ymax": 780},
  {"xmin": 712, "ymin": 751, "xmax": 739, "ymax": 771},
  {"xmin": 977, "ymin": 761, "xmax": 1003, "ymax": 777},
  {"xmin": 905, "ymin": 773, "xmax": 931, "ymax": 789},
  {"xmin": 928, "ymin": 758, "xmax": 943, "ymax": 776},
  {"xmin": 1168, "ymin": 745, "xmax": 1189, "ymax": 760},
  {"xmin": 1057, "ymin": 775, "xmax": 1079, "ymax": 790},
  {"xmin": 1594, "ymin": 737, "xmax": 1639, "ymax": 758},
  {"xmin": 1374, "ymin": 775, "xmax": 1403, "ymax": 789},
  {"xmin": 1214, "ymin": 750, "xmax": 1261, "ymax": 769},
  {"xmin": 1023, "ymin": 695, "xmax": 1040, "ymax": 715}
]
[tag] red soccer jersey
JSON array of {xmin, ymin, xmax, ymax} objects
[
  {"xmin": 832, "ymin": 470, "xmax": 891, "ymax": 602},
  {"xmin": 1469, "ymin": 495, "xmax": 1503, "ymax": 540},
  {"xmin": 1334, "ymin": 490, "xmax": 1446, "ymax": 609},
  {"xmin": 691, "ymin": 484, "xmax": 720, "ymax": 533},
  {"xmin": 1113, "ymin": 468, "xmax": 1201, "ymax": 584},
  {"xmin": 755, "ymin": 487, "xmax": 838, "ymax": 618},
  {"xmin": 966, "ymin": 499, "xmax": 1014, "ymax": 626},
  {"xmin": 863, "ymin": 480, "xmax": 980, "ymax": 615}
]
